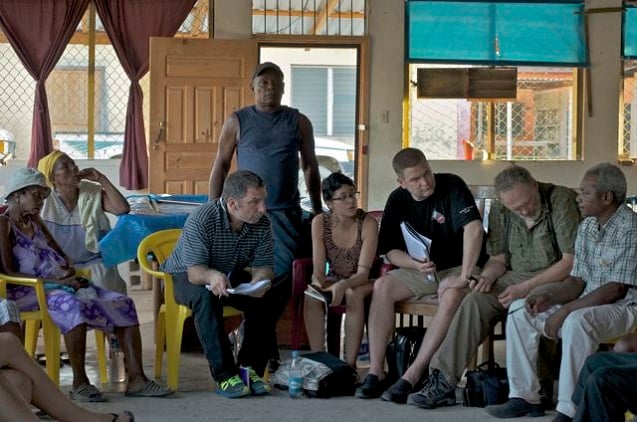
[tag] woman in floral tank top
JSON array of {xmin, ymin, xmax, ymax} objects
[{"xmin": 304, "ymin": 173, "xmax": 379, "ymax": 367}]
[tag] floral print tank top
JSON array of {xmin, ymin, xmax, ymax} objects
[{"xmin": 323, "ymin": 209, "xmax": 366, "ymax": 280}]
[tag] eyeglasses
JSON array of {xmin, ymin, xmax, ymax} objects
[{"xmin": 331, "ymin": 192, "xmax": 360, "ymax": 202}]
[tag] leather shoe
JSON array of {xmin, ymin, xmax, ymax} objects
[
  {"xmin": 551, "ymin": 412, "xmax": 573, "ymax": 422},
  {"xmin": 485, "ymin": 398, "xmax": 545, "ymax": 418},
  {"xmin": 381, "ymin": 378, "xmax": 414, "ymax": 403},
  {"xmin": 356, "ymin": 374, "xmax": 387, "ymax": 399}
]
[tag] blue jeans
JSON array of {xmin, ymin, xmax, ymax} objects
[
  {"xmin": 172, "ymin": 272, "xmax": 277, "ymax": 381},
  {"xmin": 573, "ymin": 352, "xmax": 637, "ymax": 422}
]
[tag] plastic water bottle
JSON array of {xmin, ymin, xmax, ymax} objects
[
  {"xmin": 288, "ymin": 350, "xmax": 303, "ymax": 398},
  {"xmin": 109, "ymin": 337, "xmax": 126, "ymax": 383},
  {"xmin": 357, "ymin": 330, "xmax": 370, "ymax": 368}
]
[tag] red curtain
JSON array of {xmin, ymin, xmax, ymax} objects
[
  {"xmin": 94, "ymin": 0, "xmax": 197, "ymax": 190},
  {"xmin": 0, "ymin": 0, "xmax": 91, "ymax": 167}
]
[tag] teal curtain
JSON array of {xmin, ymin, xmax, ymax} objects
[
  {"xmin": 407, "ymin": 0, "xmax": 587, "ymax": 66},
  {"xmin": 625, "ymin": 7, "xmax": 637, "ymax": 59}
]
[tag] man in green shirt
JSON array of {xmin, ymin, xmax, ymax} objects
[{"xmin": 405, "ymin": 165, "xmax": 581, "ymax": 409}]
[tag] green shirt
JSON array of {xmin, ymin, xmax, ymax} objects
[{"xmin": 487, "ymin": 183, "xmax": 580, "ymax": 272}]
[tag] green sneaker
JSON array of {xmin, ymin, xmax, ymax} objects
[
  {"xmin": 216, "ymin": 375, "xmax": 250, "ymax": 398},
  {"xmin": 247, "ymin": 368, "xmax": 271, "ymax": 395}
]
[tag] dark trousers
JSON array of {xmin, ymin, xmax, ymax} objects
[
  {"xmin": 573, "ymin": 352, "xmax": 637, "ymax": 422},
  {"xmin": 172, "ymin": 272, "xmax": 277, "ymax": 381},
  {"xmin": 266, "ymin": 207, "xmax": 311, "ymax": 359}
]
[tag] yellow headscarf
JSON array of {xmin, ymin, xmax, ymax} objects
[{"xmin": 37, "ymin": 150, "xmax": 65, "ymax": 187}]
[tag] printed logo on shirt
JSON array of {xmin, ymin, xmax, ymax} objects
[
  {"xmin": 459, "ymin": 205, "xmax": 475, "ymax": 215},
  {"xmin": 432, "ymin": 209, "xmax": 446, "ymax": 224}
]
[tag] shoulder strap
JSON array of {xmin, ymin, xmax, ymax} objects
[
  {"xmin": 541, "ymin": 184, "xmax": 560, "ymax": 259},
  {"xmin": 503, "ymin": 206, "xmax": 511, "ymax": 269},
  {"xmin": 503, "ymin": 184, "xmax": 561, "ymax": 267}
]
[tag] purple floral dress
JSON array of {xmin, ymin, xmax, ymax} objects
[{"xmin": 6, "ymin": 221, "xmax": 138, "ymax": 334}]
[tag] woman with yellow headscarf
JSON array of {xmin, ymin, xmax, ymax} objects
[{"xmin": 37, "ymin": 151, "xmax": 129, "ymax": 293}]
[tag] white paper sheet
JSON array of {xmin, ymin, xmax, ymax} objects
[{"xmin": 206, "ymin": 279, "xmax": 271, "ymax": 295}]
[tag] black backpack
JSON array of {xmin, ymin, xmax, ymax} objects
[{"xmin": 386, "ymin": 326, "xmax": 427, "ymax": 382}]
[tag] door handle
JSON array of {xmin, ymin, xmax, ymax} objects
[{"xmin": 153, "ymin": 121, "xmax": 165, "ymax": 150}]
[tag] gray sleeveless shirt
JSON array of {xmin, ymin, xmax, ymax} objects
[{"xmin": 235, "ymin": 105, "xmax": 301, "ymax": 210}]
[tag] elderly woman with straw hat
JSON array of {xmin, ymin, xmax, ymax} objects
[
  {"xmin": 1, "ymin": 168, "xmax": 172, "ymax": 402},
  {"xmin": 37, "ymin": 150, "xmax": 128, "ymax": 294}
]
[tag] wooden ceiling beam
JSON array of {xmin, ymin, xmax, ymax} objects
[{"xmin": 309, "ymin": 0, "xmax": 339, "ymax": 35}]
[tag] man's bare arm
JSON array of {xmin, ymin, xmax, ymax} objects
[
  {"xmin": 562, "ymin": 281, "xmax": 629, "ymax": 313},
  {"xmin": 526, "ymin": 276, "xmax": 585, "ymax": 315},
  {"xmin": 298, "ymin": 114, "xmax": 322, "ymax": 214},
  {"xmin": 251, "ymin": 266, "xmax": 274, "ymax": 283},
  {"xmin": 209, "ymin": 115, "xmax": 239, "ymax": 199},
  {"xmin": 459, "ymin": 220, "xmax": 483, "ymax": 279}
]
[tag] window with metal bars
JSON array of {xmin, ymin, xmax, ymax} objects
[
  {"xmin": 622, "ymin": 61, "xmax": 637, "ymax": 160},
  {"xmin": 408, "ymin": 64, "xmax": 579, "ymax": 161},
  {"xmin": 251, "ymin": 0, "xmax": 366, "ymax": 36}
]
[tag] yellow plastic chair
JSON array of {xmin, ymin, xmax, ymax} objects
[
  {"xmin": 137, "ymin": 229, "xmax": 242, "ymax": 390},
  {"xmin": 0, "ymin": 271, "xmax": 107, "ymax": 385}
]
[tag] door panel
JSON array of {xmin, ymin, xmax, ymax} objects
[{"xmin": 149, "ymin": 38, "xmax": 257, "ymax": 194}]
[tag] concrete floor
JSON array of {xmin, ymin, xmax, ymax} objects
[{"xmin": 57, "ymin": 287, "xmax": 559, "ymax": 422}]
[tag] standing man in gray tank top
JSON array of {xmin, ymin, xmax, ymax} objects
[{"xmin": 209, "ymin": 61, "xmax": 322, "ymax": 365}]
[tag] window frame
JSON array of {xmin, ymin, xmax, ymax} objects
[{"xmin": 404, "ymin": 64, "xmax": 583, "ymax": 161}]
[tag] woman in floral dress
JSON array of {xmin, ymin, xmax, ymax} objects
[{"xmin": 1, "ymin": 168, "xmax": 171, "ymax": 402}]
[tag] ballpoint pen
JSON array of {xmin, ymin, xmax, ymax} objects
[{"xmin": 205, "ymin": 271, "xmax": 232, "ymax": 296}]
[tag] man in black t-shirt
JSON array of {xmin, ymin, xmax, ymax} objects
[{"xmin": 356, "ymin": 148, "xmax": 486, "ymax": 400}]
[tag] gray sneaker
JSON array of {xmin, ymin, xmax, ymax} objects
[{"xmin": 406, "ymin": 369, "xmax": 456, "ymax": 409}]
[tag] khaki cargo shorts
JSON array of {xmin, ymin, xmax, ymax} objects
[
  {"xmin": 386, "ymin": 266, "xmax": 463, "ymax": 299},
  {"xmin": 388, "ymin": 266, "xmax": 479, "ymax": 299}
]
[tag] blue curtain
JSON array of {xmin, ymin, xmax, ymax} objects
[
  {"xmin": 625, "ymin": 7, "xmax": 637, "ymax": 59},
  {"xmin": 407, "ymin": 0, "xmax": 587, "ymax": 66}
]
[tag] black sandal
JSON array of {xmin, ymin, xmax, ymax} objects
[{"xmin": 110, "ymin": 410, "xmax": 135, "ymax": 422}]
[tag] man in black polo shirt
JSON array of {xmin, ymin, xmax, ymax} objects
[
  {"xmin": 357, "ymin": 148, "xmax": 487, "ymax": 400},
  {"xmin": 162, "ymin": 170, "xmax": 274, "ymax": 398}
]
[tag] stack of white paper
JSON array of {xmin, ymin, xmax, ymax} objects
[{"xmin": 400, "ymin": 221, "xmax": 437, "ymax": 284}]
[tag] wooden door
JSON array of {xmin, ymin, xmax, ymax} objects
[{"xmin": 149, "ymin": 38, "xmax": 257, "ymax": 194}]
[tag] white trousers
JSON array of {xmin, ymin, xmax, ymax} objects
[{"xmin": 505, "ymin": 298, "xmax": 637, "ymax": 418}]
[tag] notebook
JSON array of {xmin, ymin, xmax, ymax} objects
[
  {"xmin": 400, "ymin": 221, "xmax": 438, "ymax": 284},
  {"xmin": 304, "ymin": 284, "xmax": 333, "ymax": 304}
]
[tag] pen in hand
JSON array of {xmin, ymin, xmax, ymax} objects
[
  {"xmin": 206, "ymin": 270, "xmax": 232, "ymax": 297},
  {"xmin": 220, "ymin": 271, "xmax": 232, "ymax": 296}
]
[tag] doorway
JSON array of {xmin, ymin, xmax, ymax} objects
[{"xmin": 259, "ymin": 44, "xmax": 366, "ymax": 209}]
